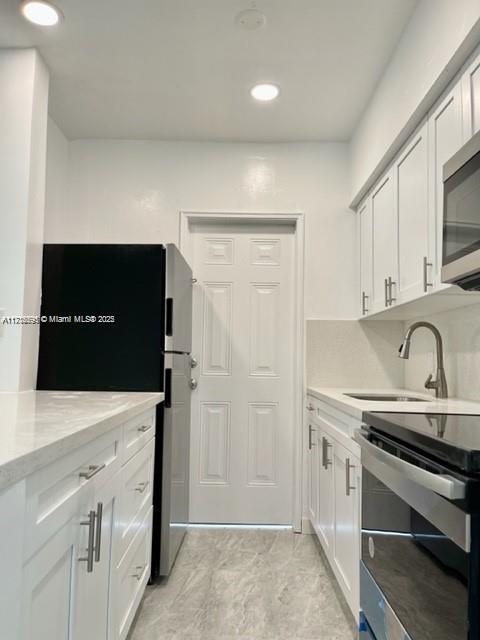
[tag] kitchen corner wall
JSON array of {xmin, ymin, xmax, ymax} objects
[
  {"xmin": 403, "ymin": 303, "xmax": 480, "ymax": 402},
  {"xmin": 306, "ymin": 319, "xmax": 405, "ymax": 389},
  {"xmin": 44, "ymin": 123, "xmax": 356, "ymax": 320}
]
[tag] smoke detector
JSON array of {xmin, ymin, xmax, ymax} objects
[{"xmin": 235, "ymin": 8, "xmax": 266, "ymax": 31}]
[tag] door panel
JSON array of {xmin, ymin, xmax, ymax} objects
[
  {"xmin": 317, "ymin": 429, "xmax": 334, "ymax": 553},
  {"xmin": 429, "ymin": 79, "xmax": 464, "ymax": 286},
  {"xmin": 190, "ymin": 223, "xmax": 295, "ymax": 524},
  {"xmin": 396, "ymin": 121, "xmax": 430, "ymax": 303},
  {"xmin": 372, "ymin": 171, "xmax": 396, "ymax": 311},
  {"xmin": 358, "ymin": 198, "xmax": 373, "ymax": 316}
]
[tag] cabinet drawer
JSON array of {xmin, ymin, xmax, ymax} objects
[
  {"xmin": 115, "ymin": 506, "xmax": 153, "ymax": 640},
  {"xmin": 123, "ymin": 409, "xmax": 156, "ymax": 464},
  {"xmin": 24, "ymin": 427, "xmax": 121, "ymax": 561},
  {"xmin": 117, "ymin": 438, "xmax": 155, "ymax": 560}
]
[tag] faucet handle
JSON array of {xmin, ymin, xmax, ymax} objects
[{"xmin": 424, "ymin": 374, "xmax": 436, "ymax": 390}]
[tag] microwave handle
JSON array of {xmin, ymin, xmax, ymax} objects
[{"xmin": 353, "ymin": 430, "xmax": 466, "ymax": 500}]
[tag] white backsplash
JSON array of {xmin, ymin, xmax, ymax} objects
[
  {"xmin": 306, "ymin": 319, "xmax": 405, "ymax": 389},
  {"xmin": 403, "ymin": 302, "xmax": 480, "ymax": 402}
]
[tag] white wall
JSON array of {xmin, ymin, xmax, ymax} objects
[
  {"xmin": 350, "ymin": 0, "xmax": 480, "ymax": 202},
  {"xmin": 0, "ymin": 49, "xmax": 49, "ymax": 391},
  {"xmin": 44, "ymin": 138, "xmax": 356, "ymax": 319}
]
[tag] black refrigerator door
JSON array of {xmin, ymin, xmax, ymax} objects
[
  {"xmin": 37, "ymin": 244, "xmax": 166, "ymax": 392},
  {"xmin": 165, "ymin": 244, "xmax": 192, "ymax": 354}
]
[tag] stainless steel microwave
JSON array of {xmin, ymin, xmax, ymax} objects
[{"xmin": 442, "ymin": 128, "xmax": 480, "ymax": 290}]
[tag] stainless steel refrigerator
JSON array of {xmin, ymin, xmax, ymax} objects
[{"xmin": 36, "ymin": 243, "xmax": 193, "ymax": 578}]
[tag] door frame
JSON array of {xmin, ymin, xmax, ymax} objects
[{"xmin": 179, "ymin": 210, "xmax": 305, "ymax": 533}]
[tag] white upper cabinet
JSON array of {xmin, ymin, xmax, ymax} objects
[
  {"xmin": 371, "ymin": 169, "xmax": 396, "ymax": 312},
  {"xmin": 462, "ymin": 45, "xmax": 480, "ymax": 139},
  {"xmin": 428, "ymin": 78, "xmax": 464, "ymax": 287},
  {"xmin": 395, "ymin": 120, "xmax": 430, "ymax": 304},
  {"xmin": 358, "ymin": 198, "xmax": 373, "ymax": 316}
]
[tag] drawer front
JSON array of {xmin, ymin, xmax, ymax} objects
[
  {"xmin": 115, "ymin": 506, "xmax": 153, "ymax": 640},
  {"xmin": 117, "ymin": 438, "xmax": 155, "ymax": 560},
  {"xmin": 123, "ymin": 409, "xmax": 156, "ymax": 464},
  {"xmin": 24, "ymin": 427, "xmax": 121, "ymax": 561}
]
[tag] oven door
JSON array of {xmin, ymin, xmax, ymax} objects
[{"xmin": 355, "ymin": 429, "xmax": 471, "ymax": 640}]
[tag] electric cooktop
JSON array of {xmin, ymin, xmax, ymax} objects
[{"xmin": 363, "ymin": 412, "xmax": 480, "ymax": 473}]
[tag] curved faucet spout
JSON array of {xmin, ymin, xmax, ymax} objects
[{"xmin": 398, "ymin": 321, "xmax": 448, "ymax": 399}]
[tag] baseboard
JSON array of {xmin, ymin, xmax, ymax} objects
[{"xmin": 301, "ymin": 517, "xmax": 315, "ymax": 534}]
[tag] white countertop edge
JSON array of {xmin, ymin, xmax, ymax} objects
[
  {"xmin": 306, "ymin": 386, "xmax": 480, "ymax": 422},
  {"xmin": 0, "ymin": 391, "xmax": 163, "ymax": 492}
]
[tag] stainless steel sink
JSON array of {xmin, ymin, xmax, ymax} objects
[{"xmin": 344, "ymin": 393, "xmax": 431, "ymax": 402}]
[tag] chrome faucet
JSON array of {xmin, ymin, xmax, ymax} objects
[{"xmin": 398, "ymin": 321, "xmax": 448, "ymax": 398}]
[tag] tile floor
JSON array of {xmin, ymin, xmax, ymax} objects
[{"xmin": 128, "ymin": 527, "xmax": 357, "ymax": 640}]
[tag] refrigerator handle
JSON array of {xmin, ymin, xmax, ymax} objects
[
  {"xmin": 165, "ymin": 368, "xmax": 172, "ymax": 408},
  {"xmin": 165, "ymin": 298, "xmax": 173, "ymax": 336}
]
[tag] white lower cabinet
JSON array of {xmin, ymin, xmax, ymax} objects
[
  {"xmin": 306, "ymin": 397, "xmax": 361, "ymax": 622},
  {"xmin": 317, "ymin": 428, "xmax": 334, "ymax": 555},
  {"xmin": 306, "ymin": 418, "xmax": 318, "ymax": 525},
  {"xmin": 332, "ymin": 442, "xmax": 360, "ymax": 616},
  {"xmin": 9, "ymin": 409, "xmax": 157, "ymax": 640}
]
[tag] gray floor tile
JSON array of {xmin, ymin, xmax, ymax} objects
[{"xmin": 127, "ymin": 528, "xmax": 357, "ymax": 640}]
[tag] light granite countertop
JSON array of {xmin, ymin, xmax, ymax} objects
[
  {"xmin": 307, "ymin": 386, "xmax": 480, "ymax": 422},
  {"xmin": 0, "ymin": 390, "xmax": 163, "ymax": 491}
]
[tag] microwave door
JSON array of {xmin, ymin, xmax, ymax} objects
[{"xmin": 165, "ymin": 244, "xmax": 193, "ymax": 354}]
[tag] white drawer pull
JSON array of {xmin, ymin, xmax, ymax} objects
[
  {"xmin": 79, "ymin": 463, "xmax": 106, "ymax": 480},
  {"xmin": 134, "ymin": 481, "xmax": 150, "ymax": 494},
  {"xmin": 137, "ymin": 424, "xmax": 152, "ymax": 433},
  {"xmin": 131, "ymin": 565, "xmax": 145, "ymax": 581}
]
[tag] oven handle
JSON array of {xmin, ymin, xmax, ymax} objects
[{"xmin": 354, "ymin": 430, "xmax": 466, "ymax": 500}]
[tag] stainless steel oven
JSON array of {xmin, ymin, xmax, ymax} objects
[
  {"xmin": 442, "ymin": 128, "xmax": 480, "ymax": 290},
  {"xmin": 355, "ymin": 420, "xmax": 480, "ymax": 640}
]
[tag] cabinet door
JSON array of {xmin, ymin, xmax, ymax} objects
[
  {"xmin": 395, "ymin": 121, "xmax": 430, "ymax": 303},
  {"xmin": 74, "ymin": 475, "xmax": 118, "ymax": 640},
  {"xmin": 372, "ymin": 169, "xmax": 396, "ymax": 311},
  {"xmin": 429, "ymin": 79, "xmax": 464, "ymax": 287},
  {"xmin": 358, "ymin": 197, "xmax": 373, "ymax": 316},
  {"xmin": 332, "ymin": 443, "xmax": 360, "ymax": 619},
  {"xmin": 307, "ymin": 419, "xmax": 318, "ymax": 525},
  {"xmin": 462, "ymin": 46, "xmax": 480, "ymax": 139},
  {"xmin": 20, "ymin": 501, "xmax": 89, "ymax": 640},
  {"xmin": 317, "ymin": 427, "xmax": 334, "ymax": 556}
]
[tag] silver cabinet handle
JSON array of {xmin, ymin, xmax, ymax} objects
[
  {"xmin": 423, "ymin": 256, "xmax": 433, "ymax": 292},
  {"xmin": 137, "ymin": 424, "xmax": 152, "ymax": 433},
  {"xmin": 388, "ymin": 276, "xmax": 396, "ymax": 305},
  {"xmin": 189, "ymin": 377, "xmax": 198, "ymax": 390},
  {"xmin": 362, "ymin": 291, "xmax": 369, "ymax": 315},
  {"xmin": 354, "ymin": 430, "xmax": 466, "ymax": 500},
  {"xmin": 94, "ymin": 502, "xmax": 103, "ymax": 563},
  {"xmin": 322, "ymin": 437, "xmax": 332, "ymax": 469},
  {"xmin": 79, "ymin": 463, "xmax": 106, "ymax": 480},
  {"xmin": 308, "ymin": 425, "xmax": 316, "ymax": 450},
  {"xmin": 306, "ymin": 403, "xmax": 314, "ymax": 412},
  {"xmin": 384, "ymin": 278, "xmax": 389, "ymax": 307},
  {"xmin": 346, "ymin": 458, "xmax": 355, "ymax": 496},
  {"xmin": 135, "ymin": 480, "xmax": 150, "ymax": 493},
  {"xmin": 131, "ymin": 565, "xmax": 145, "ymax": 581},
  {"xmin": 79, "ymin": 510, "xmax": 96, "ymax": 573}
]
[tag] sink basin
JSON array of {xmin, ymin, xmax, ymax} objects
[{"xmin": 344, "ymin": 393, "xmax": 431, "ymax": 402}]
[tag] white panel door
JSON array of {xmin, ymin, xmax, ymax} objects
[
  {"xmin": 395, "ymin": 120, "xmax": 430, "ymax": 304},
  {"xmin": 429, "ymin": 78, "xmax": 465, "ymax": 286},
  {"xmin": 372, "ymin": 169, "xmax": 396, "ymax": 311},
  {"xmin": 358, "ymin": 197, "xmax": 373, "ymax": 316},
  {"xmin": 190, "ymin": 223, "xmax": 295, "ymax": 524}
]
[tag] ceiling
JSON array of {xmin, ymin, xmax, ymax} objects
[{"xmin": 0, "ymin": 0, "xmax": 418, "ymax": 141}]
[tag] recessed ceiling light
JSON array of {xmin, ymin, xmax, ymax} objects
[
  {"xmin": 251, "ymin": 84, "xmax": 279, "ymax": 102},
  {"xmin": 20, "ymin": 1, "xmax": 62, "ymax": 26}
]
